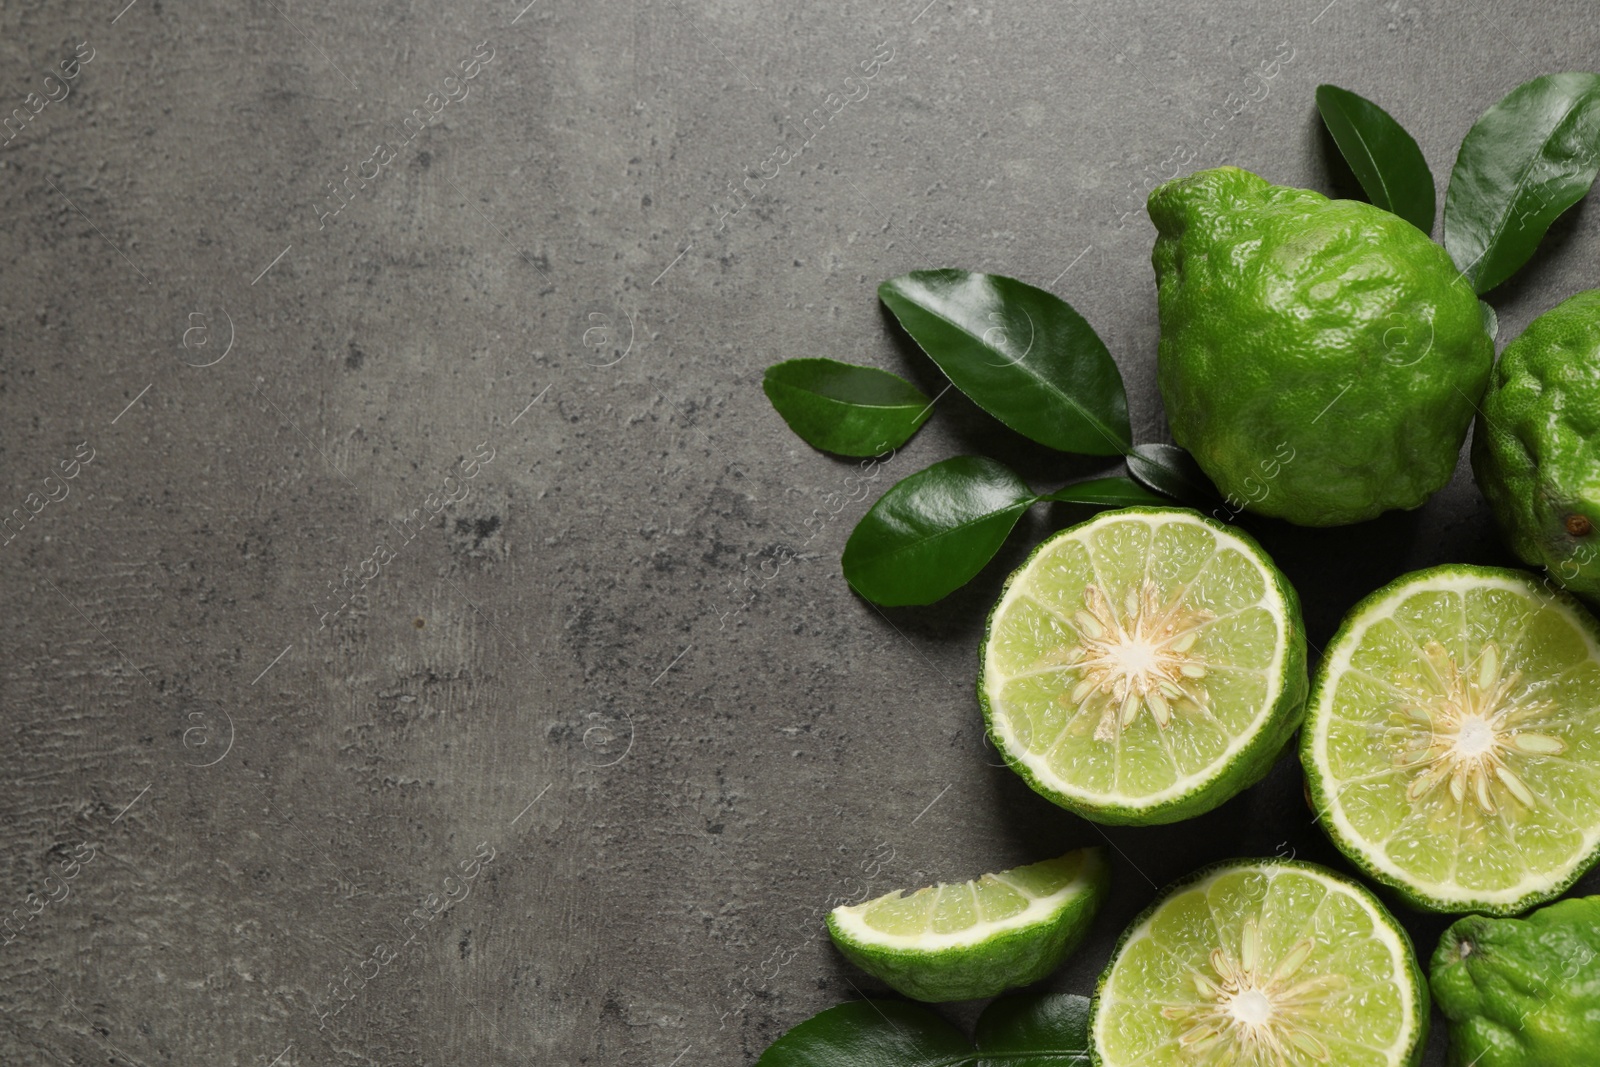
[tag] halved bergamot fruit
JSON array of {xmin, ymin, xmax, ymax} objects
[
  {"xmin": 826, "ymin": 846, "xmax": 1108, "ymax": 1002},
  {"xmin": 1092, "ymin": 858, "xmax": 1428, "ymax": 1067},
  {"xmin": 1304, "ymin": 564, "xmax": 1600, "ymax": 915},
  {"xmin": 980, "ymin": 507, "xmax": 1308, "ymax": 825}
]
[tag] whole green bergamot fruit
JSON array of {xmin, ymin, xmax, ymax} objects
[
  {"xmin": 1472, "ymin": 290, "xmax": 1600, "ymax": 600},
  {"xmin": 1431, "ymin": 895, "xmax": 1600, "ymax": 1067},
  {"xmin": 1149, "ymin": 166, "xmax": 1494, "ymax": 526}
]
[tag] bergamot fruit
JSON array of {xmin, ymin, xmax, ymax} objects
[
  {"xmin": 1303, "ymin": 564, "xmax": 1600, "ymax": 915},
  {"xmin": 1092, "ymin": 858, "xmax": 1429, "ymax": 1067},
  {"xmin": 1473, "ymin": 289, "xmax": 1600, "ymax": 601},
  {"xmin": 825, "ymin": 847, "xmax": 1108, "ymax": 1002},
  {"xmin": 1432, "ymin": 895, "xmax": 1600, "ymax": 1067},
  {"xmin": 1149, "ymin": 165, "xmax": 1494, "ymax": 526},
  {"xmin": 980, "ymin": 507, "xmax": 1307, "ymax": 826}
]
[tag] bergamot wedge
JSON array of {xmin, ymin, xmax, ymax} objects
[{"xmin": 826, "ymin": 847, "xmax": 1108, "ymax": 1002}]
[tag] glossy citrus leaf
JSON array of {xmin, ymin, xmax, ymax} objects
[
  {"xmin": 763, "ymin": 358, "xmax": 932, "ymax": 457},
  {"xmin": 878, "ymin": 270, "xmax": 1130, "ymax": 455},
  {"xmin": 842, "ymin": 456, "xmax": 1034, "ymax": 606},
  {"xmin": 1316, "ymin": 83, "xmax": 1436, "ymax": 233}
]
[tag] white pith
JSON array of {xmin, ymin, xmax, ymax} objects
[
  {"xmin": 1091, "ymin": 864, "xmax": 1421, "ymax": 1066},
  {"xmin": 1455, "ymin": 717, "xmax": 1493, "ymax": 757},
  {"xmin": 1230, "ymin": 989, "xmax": 1271, "ymax": 1025},
  {"xmin": 1309, "ymin": 570, "xmax": 1600, "ymax": 907},
  {"xmin": 984, "ymin": 515, "xmax": 1291, "ymax": 810},
  {"xmin": 829, "ymin": 863, "xmax": 1097, "ymax": 952}
]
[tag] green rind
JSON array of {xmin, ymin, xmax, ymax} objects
[
  {"xmin": 1430, "ymin": 896, "xmax": 1600, "ymax": 1067},
  {"xmin": 1471, "ymin": 289, "xmax": 1600, "ymax": 602},
  {"xmin": 824, "ymin": 849, "xmax": 1110, "ymax": 1003},
  {"xmin": 978, "ymin": 506, "xmax": 1309, "ymax": 826},
  {"xmin": 1089, "ymin": 857, "xmax": 1429, "ymax": 1067},
  {"xmin": 1149, "ymin": 165, "xmax": 1493, "ymax": 526},
  {"xmin": 1302, "ymin": 563, "xmax": 1600, "ymax": 915}
]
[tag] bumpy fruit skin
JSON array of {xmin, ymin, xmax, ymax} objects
[
  {"xmin": 1472, "ymin": 290, "xmax": 1600, "ymax": 600},
  {"xmin": 1149, "ymin": 166, "xmax": 1494, "ymax": 526},
  {"xmin": 1431, "ymin": 896, "xmax": 1600, "ymax": 1067}
]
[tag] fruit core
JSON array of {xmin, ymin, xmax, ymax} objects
[
  {"xmin": 1454, "ymin": 716, "xmax": 1495, "ymax": 758},
  {"xmin": 1059, "ymin": 580, "xmax": 1213, "ymax": 742},
  {"xmin": 1161, "ymin": 919, "xmax": 1341, "ymax": 1065},
  {"xmin": 1396, "ymin": 642, "xmax": 1564, "ymax": 816},
  {"xmin": 1228, "ymin": 988, "xmax": 1273, "ymax": 1026}
]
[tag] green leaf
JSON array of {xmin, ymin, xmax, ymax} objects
[
  {"xmin": 763, "ymin": 358, "xmax": 933, "ymax": 457},
  {"xmin": 1315, "ymin": 83, "xmax": 1436, "ymax": 233},
  {"xmin": 842, "ymin": 456, "xmax": 1034, "ymax": 607},
  {"xmin": 1443, "ymin": 72, "xmax": 1600, "ymax": 294},
  {"xmin": 755, "ymin": 1000, "xmax": 969, "ymax": 1067},
  {"xmin": 975, "ymin": 993, "xmax": 1093, "ymax": 1067},
  {"xmin": 756, "ymin": 994, "xmax": 1092, "ymax": 1067},
  {"xmin": 878, "ymin": 270, "xmax": 1131, "ymax": 456},
  {"xmin": 1039, "ymin": 476, "xmax": 1166, "ymax": 508},
  {"xmin": 1126, "ymin": 444, "xmax": 1221, "ymax": 508},
  {"xmin": 1480, "ymin": 299, "xmax": 1500, "ymax": 342}
]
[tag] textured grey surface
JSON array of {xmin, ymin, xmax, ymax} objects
[{"xmin": 4, "ymin": 0, "xmax": 1600, "ymax": 1063}]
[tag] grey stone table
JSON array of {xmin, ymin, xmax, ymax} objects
[{"xmin": 3, "ymin": 0, "xmax": 1598, "ymax": 1063}]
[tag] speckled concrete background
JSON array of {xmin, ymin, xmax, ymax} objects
[{"xmin": 3, "ymin": 0, "xmax": 1599, "ymax": 1063}]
